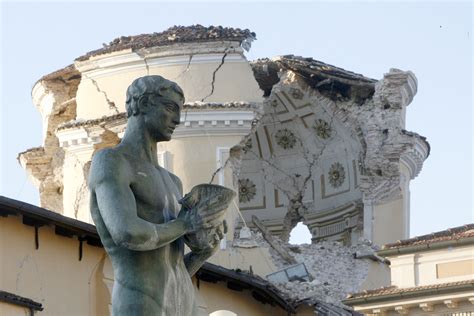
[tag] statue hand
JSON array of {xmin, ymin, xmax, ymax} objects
[
  {"xmin": 178, "ymin": 205, "xmax": 225, "ymax": 234},
  {"xmin": 195, "ymin": 220, "xmax": 228, "ymax": 257}
]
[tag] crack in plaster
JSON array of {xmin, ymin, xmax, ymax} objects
[
  {"xmin": 201, "ymin": 50, "xmax": 228, "ymax": 102},
  {"xmin": 84, "ymin": 74, "xmax": 119, "ymax": 113},
  {"xmin": 143, "ymin": 56, "xmax": 150, "ymax": 75},
  {"xmin": 16, "ymin": 254, "xmax": 44, "ymax": 300},
  {"xmin": 172, "ymin": 54, "xmax": 193, "ymax": 81}
]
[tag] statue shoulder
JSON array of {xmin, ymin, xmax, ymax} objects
[
  {"xmin": 89, "ymin": 148, "xmax": 132, "ymax": 189},
  {"xmin": 91, "ymin": 147, "xmax": 127, "ymax": 168}
]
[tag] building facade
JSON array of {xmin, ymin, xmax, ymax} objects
[
  {"xmin": 6, "ymin": 25, "xmax": 436, "ymax": 315},
  {"xmin": 344, "ymin": 224, "xmax": 474, "ymax": 315}
]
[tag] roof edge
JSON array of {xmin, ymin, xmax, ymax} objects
[
  {"xmin": 0, "ymin": 290, "xmax": 43, "ymax": 311},
  {"xmin": 343, "ymin": 280, "xmax": 474, "ymax": 306},
  {"xmin": 377, "ymin": 236, "xmax": 474, "ymax": 257}
]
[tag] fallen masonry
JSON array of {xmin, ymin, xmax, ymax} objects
[{"xmin": 235, "ymin": 231, "xmax": 383, "ymax": 310}]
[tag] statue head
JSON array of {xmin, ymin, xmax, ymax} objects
[
  {"xmin": 125, "ymin": 76, "xmax": 185, "ymax": 142},
  {"xmin": 125, "ymin": 75, "xmax": 185, "ymax": 118}
]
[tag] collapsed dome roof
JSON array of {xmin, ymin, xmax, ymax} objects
[{"xmin": 76, "ymin": 25, "xmax": 256, "ymax": 61}]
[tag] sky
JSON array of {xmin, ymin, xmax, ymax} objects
[{"xmin": 0, "ymin": 1, "xmax": 472, "ymax": 243}]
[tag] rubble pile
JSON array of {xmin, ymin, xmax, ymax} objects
[{"xmin": 252, "ymin": 233, "xmax": 378, "ymax": 307}]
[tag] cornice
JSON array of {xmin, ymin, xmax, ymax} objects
[
  {"xmin": 75, "ymin": 43, "xmax": 246, "ymax": 79},
  {"xmin": 56, "ymin": 107, "xmax": 258, "ymax": 151},
  {"xmin": 400, "ymin": 135, "xmax": 430, "ymax": 179}
]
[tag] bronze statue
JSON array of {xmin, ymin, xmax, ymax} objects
[{"xmin": 89, "ymin": 76, "xmax": 234, "ymax": 315}]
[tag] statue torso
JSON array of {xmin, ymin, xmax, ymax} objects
[{"xmin": 90, "ymin": 147, "xmax": 196, "ymax": 315}]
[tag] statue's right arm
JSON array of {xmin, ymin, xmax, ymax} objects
[{"xmin": 89, "ymin": 150, "xmax": 189, "ymax": 251}]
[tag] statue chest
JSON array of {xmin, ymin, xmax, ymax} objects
[{"xmin": 130, "ymin": 165, "xmax": 182, "ymax": 224}]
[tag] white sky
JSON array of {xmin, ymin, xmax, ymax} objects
[{"xmin": 0, "ymin": 1, "xmax": 472, "ymax": 242}]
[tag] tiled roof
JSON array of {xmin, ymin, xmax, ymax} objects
[
  {"xmin": 197, "ymin": 262, "xmax": 295, "ymax": 313},
  {"xmin": 76, "ymin": 25, "xmax": 256, "ymax": 61},
  {"xmin": 0, "ymin": 195, "xmax": 101, "ymax": 246},
  {"xmin": 345, "ymin": 279, "xmax": 474, "ymax": 301},
  {"xmin": 383, "ymin": 224, "xmax": 474, "ymax": 250}
]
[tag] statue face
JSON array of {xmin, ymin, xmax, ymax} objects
[{"xmin": 144, "ymin": 92, "xmax": 183, "ymax": 142}]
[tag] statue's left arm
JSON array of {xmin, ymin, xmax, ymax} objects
[
  {"xmin": 169, "ymin": 173, "xmax": 224, "ymax": 277},
  {"xmin": 184, "ymin": 248, "xmax": 216, "ymax": 277}
]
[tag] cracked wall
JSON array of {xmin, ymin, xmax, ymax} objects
[
  {"xmin": 16, "ymin": 27, "xmax": 430, "ymax": 315},
  {"xmin": 237, "ymin": 71, "xmax": 364, "ymax": 243},
  {"xmin": 238, "ymin": 58, "xmax": 428, "ymax": 247},
  {"xmin": 35, "ymin": 40, "xmax": 264, "ymax": 221},
  {"xmin": 19, "ymin": 67, "xmax": 81, "ymax": 213},
  {"xmin": 74, "ymin": 41, "xmax": 262, "ymax": 120}
]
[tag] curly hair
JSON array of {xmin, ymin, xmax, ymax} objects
[{"xmin": 125, "ymin": 75, "xmax": 184, "ymax": 117}]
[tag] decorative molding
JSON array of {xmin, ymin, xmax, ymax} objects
[
  {"xmin": 394, "ymin": 306, "xmax": 408, "ymax": 315},
  {"xmin": 372, "ymin": 308, "xmax": 386, "ymax": 315},
  {"xmin": 56, "ymin": 108, "xmax": 258, "ymax": 152},
  {"xmin": 328, "ymin": 162, "xmax": 346, "ymax": 188},
  {"xmin": 274, "ymin": 128, "xmax": 297, "ymax": 150},
  {"xmin": 175, "ymin": 110, "xmax": 256, "ymax": 138},
  {"xmin": 419, "ymin": 303, "xmax": 434, "ymax": 312},
  {"xmin": 444, "ymin": 299, "xmax": 458, "ymax": 309},
  {"xmin": 238, "ymin": 178, "xmax": 257, "ymax": 203},
  {"xmin": 313, "ymin": 119, "xmax": 331, "ymax": 139},
  {"xmin": 320, "ymin": 173, "xmax": 351, "ymax": 199},
  {"xmin": 400, "ymin": 135, "xmax": 430, "ymax": 179},
  {"xmin": 304, "ymin": 202, "xmax": 362, "ymax": 241}
]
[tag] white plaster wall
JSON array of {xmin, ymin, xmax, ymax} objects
[
  {"xmin": 372, "ymin": 198, "xmax": 406, "ymax": 246},
  {"xmin": 389, "ymin": 245, "xmax": 474, "ymax": 288},
  {"xmin": 389, "ymin": 253, "xmax": 417, "ymax": 288},
  {"xmin": 75, "ymin": 48, "xmax": 262, "ymax": 120}
]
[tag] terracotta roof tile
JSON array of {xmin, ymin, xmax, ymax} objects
[
  {"xmin": 346, "ymin": 279, "xmax": 474, "ymax": 300},
  {"xmin": 383, "ymin": 224, "xmax": 474, "ymax": 250},
  {"xmin": 76, "ymin": 25, "xmax": 256, "ymax": 61}
]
